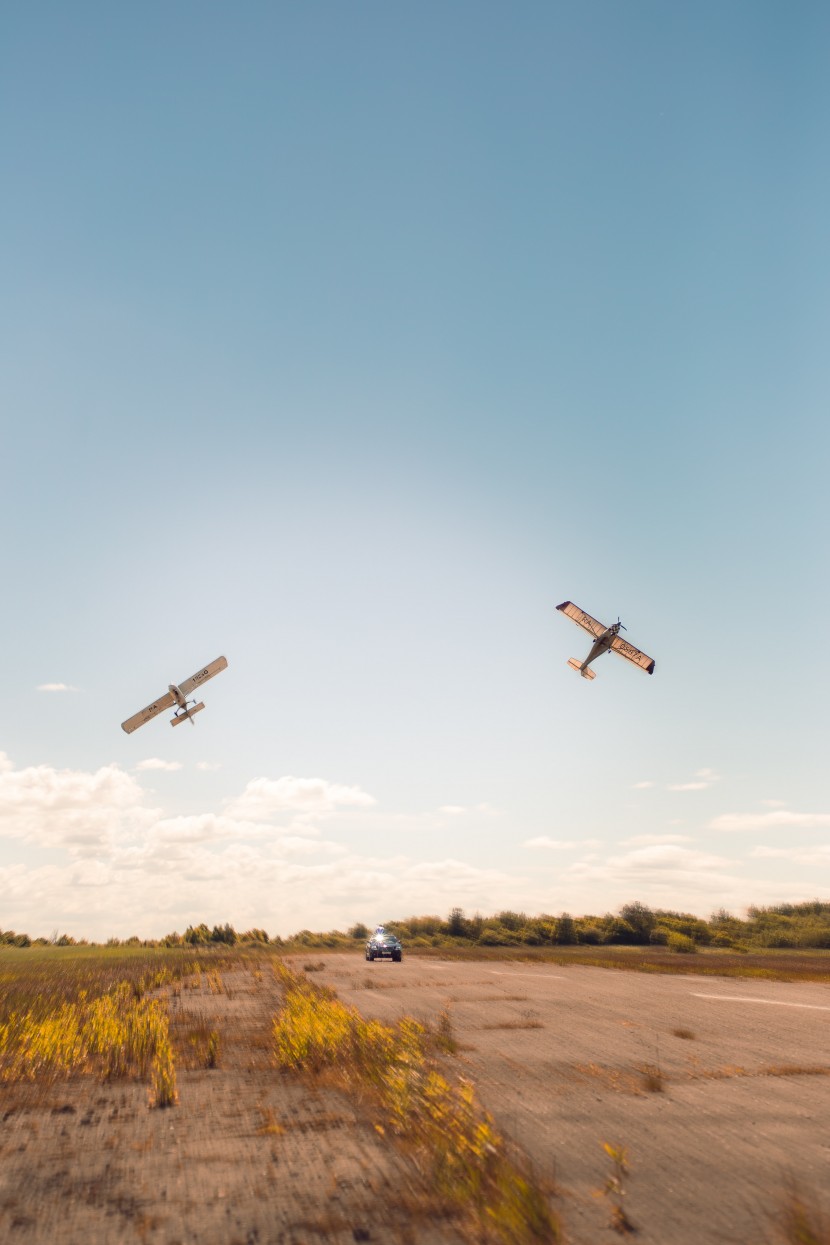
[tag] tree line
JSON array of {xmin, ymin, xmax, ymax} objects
[{"xmin": 3, "ymin": 900, "xmax": 830, "ymax": 951}]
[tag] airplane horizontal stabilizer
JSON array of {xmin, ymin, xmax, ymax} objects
[
  {"xmin": 567, "ymin": 658, "xmax": 596, "ymax": 680},
  {"xmin": 171, "ymin": 702, "xmax": 205, "ymax": 726}
]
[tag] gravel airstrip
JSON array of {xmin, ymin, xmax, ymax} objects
[{"xmin": 308, "ymin": 953, "xmax": 830, "ymax": 1245}]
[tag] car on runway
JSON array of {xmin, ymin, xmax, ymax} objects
[{"xmin": 365, "ymin": 931, "xmax": 403, "ymax": 962}]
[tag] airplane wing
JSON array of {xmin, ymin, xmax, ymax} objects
[
  {"xmin": 121, "ymin": 691, "xmax": 176, "ymax": 735},
  {"xmin": 178, "ymin": 656, "xmax": 229, "ymax": 697},
  {"xmin": 610, "ymin": 634, "xmax": 656, "ymax": 675},
  {"xmin": 556, "ymin": 601, "xmax": 606, "ymax": 639}
]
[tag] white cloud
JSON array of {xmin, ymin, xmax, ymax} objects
[
  {"xmin": 667, "ymin": 768, "xmax": 720, "ymax": 792},
  {"xmin": 560, "ymin": 844, "xmax": 741, "ymax": 916},
  {"xmin": 36, "ymin": 683, "xmax": 79, "ymax": 693},
  {"xmin": 0, "ymin": 759, "xmax": 156, "ymax": 857},
  {"xmin": 621, "ymin": 834, "xmax": 693, "ymax": 846},
  {"xmin": 631, "ymin": 781, "xmax": 654, "ymax": 790},
  {"xmin": 225, "ymin": 776, "xmax": 376, "ymax": 822},
  {"xmin": 710, "ymin": 810, "xmax": 830, "ymax": 832},
  {"xmin": 136, "ymin": 758, "xmax": 183, "ymax": 773},
  {"xmin": 750, "ymin": 844, "xmax": 830, "ymax": 865},
  {"xmin": 196, "ymin": 761, "xmax": 222, "ymax": 771},
  {"xmin": 0, "ymin": 753, "xmax": 13, "ymax": 774},
  {"xmin": 611, "ymin": 844, "xmax": 730, "ymax": 872},
  {"xmin": 524, "ymin": 836, "xmax": 600, "ymax": 850}
]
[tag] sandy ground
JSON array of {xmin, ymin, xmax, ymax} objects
[
  {"xmin": 306, "ymin": 953, "xmax": 830, "ymax": 1245},
  {"xmin": 0, "ymin": 966, "xmax": 466, "ymax": 1245}
]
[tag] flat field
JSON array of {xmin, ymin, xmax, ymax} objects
[
  {"xmin": 304, "ymin": 950, "xmax": 830, "ymax": 1245},
  {"xmin": 1, "ymin": 945, "xmax": 829, "ymax": 1244}
]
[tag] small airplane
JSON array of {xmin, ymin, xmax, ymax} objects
[
  {"xmin": 121, "ymin": 656, "xmax": 228, "ymax": 733},
  {"xmin": 556, "ymin": 602, "xmax": 655, "ymax": 680}
]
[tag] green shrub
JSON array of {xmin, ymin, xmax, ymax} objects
[
  {"xmin": 495, "ymin": 911, "xmax": 526, "ymax": 932},
  {"xmin": 667, "ymin": 932, "xmax": 697, "ymax": 954},
  {"xmin": 477, "ymin": 927, "xmax": 516, "ymax": 947}
]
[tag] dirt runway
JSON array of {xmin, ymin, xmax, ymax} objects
[{"xmin": 306, "ymin": 953, "xmax": 830, "ymax": 1245}]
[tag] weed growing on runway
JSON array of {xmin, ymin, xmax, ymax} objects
[
  {"xmin": 205, "ymin": 970, "xmax": 224, "ymax": 994},
  {"xmin": 601, "ymin": 1142, "xmax": 635, "ymax": 1234},
  {"xmin": 272, "ymin": 961, "xmax": 560, "ymax": 1244},
  {"xmin": 434, "ymin": 1006, "xmax": 459, "ymax": 1054},
  {"xmin": 772, "ymin": 1181, "xmax": 830, "ymax": 1245},
  {"xmin": 206, "ymin": 1030, "xmax": 221, "ymax": 1068},
  {"xmin": 638, "ymin": 1063, "xmax": 664, "ymax": 1092},
  {"xmin": 482, "ymin": 1020, "xmax": 544, "ymax": 1030}
]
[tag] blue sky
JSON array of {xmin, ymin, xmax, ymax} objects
[{"xmin": 2, "ymin": 1, "xmax": 829, "ymax": 938}]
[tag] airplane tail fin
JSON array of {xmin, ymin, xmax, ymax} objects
[{"xmin": 567, "ymin": 659, "xmax": 596, "ymax": 681}]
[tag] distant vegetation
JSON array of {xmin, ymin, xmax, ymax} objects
[
  {"xmin": 3, "ymin": 900, "xmax": 830, "ymax": 953},
  {"xmin": 303, "ymin": 900, "xmax": 830, "ymax": 952}
]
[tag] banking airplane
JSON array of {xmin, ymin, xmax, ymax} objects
[
  {"xmin": 556, "ymin": 602, "xmax": 655, "ymax": 680},
  {"xmin": 121, "ymin": 657, "xmax": 228, "ymax": 732}
]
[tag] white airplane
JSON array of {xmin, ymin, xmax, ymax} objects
[
  {"xmin": 556, "ymin": 602, "xmax": 655, "ymax": 680},
  {"xmin": 121, "ymin": 656, "xmax": 228, "ymax": 733}
]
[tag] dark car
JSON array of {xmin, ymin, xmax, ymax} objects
[{"xmin": 365, "ymin": 932, "xmax": 403, "ymax": 962}]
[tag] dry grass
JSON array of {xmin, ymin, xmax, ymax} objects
[
  {"xmin": 686, "ymin": 1064, "xmax": 830, "ymax": 1083},
  {"xmin": 770, "ymin": 1181, "xmax": 830, "ymax": 1245},
  {"xmin": 433, "ymin": 1007, "xmax": 459, "ymax": 1054},
  {"xmin": 256, "ymin": 1105, "xmax": 284, "ymax": 1136},
  {"xmin": 761, "ymin": 1065, "xmax": 830, "ymax": 1079},
  {"xmin": 574, "ymin": 1063, "xmax": 649, "ymax": 1095},
  {"xmin": 638, "ymin": 1063, "xmax": 665, "ymax": 1093},
  {"xmin": 481, "ymin": 1020, "xmax": 544, "ymax": 1031},
  {"xmin": 206, "ymin": 1029, "xmax": 220, "ymax": 1068},
  {"xmin": 601, "ymin": 1142, "xmax": 636, "ymax": 1235},
  {"xmin": 448, "ymin": 993, "xmax": 529, "ymax": 1002}
]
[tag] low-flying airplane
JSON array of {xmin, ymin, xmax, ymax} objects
[
  {"xmin": 121, "ymin": 657, "xmax": 228, "ymax": 733},
  {"xmin": 556, "ymin": 602, "xmax": 655, "ymax": 680}
]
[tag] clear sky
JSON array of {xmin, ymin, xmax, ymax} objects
[{"xmin": 2, "ymin": 1, "xmax": 829, "ymax": 939}]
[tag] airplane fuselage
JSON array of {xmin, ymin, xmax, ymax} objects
[
  {"xmin": 168, "ymin": 683, "xmax": 187, "ymax": 709},
  {"xmin": 581, "ymin": 623, "xmax": 623, "ymax": 671}
]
